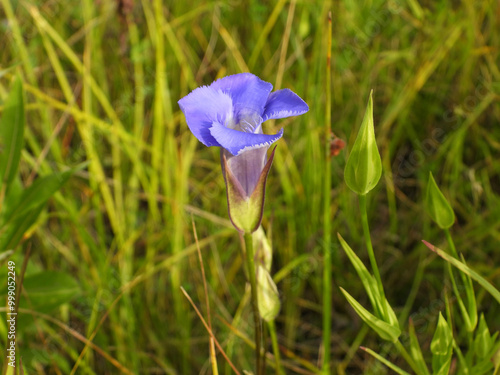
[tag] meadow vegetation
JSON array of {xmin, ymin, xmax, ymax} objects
[{"xmin": 0, "ymin": 0, "xmax": 499, "ymax": 373}]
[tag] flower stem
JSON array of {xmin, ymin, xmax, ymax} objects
[
  {"xmin": 267, "ymin": 320, "xmax": 283, "ymax": 375},
  {"xmin": 445, "ymin": 227, "xmax": 475, "ymax": 336},
  {"xmin": 322, "ymin": 10, "xmax": 333, "ymax": 374},
  {"xmin": 394, "ymin": 340, "xmax": 420, "ymax": 374},
  {"xmin": 358, "ymin": 194, "xmax": 387, "ymax": 318},
  {"xmin": 444, "ymin": 228, "xmax": 458, "ymax": 258},
  {"xmin": 244, "ymin": 232, "xmax": 263, "ymax": 374}
]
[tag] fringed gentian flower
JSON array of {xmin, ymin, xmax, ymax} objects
[{"xmin": 179, "ymin": 73, "xmax": 308, "ymax": 233}]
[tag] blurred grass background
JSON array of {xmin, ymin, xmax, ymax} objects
[{"xmin": 0, "ymin": 0, "xmax": 499, "ymax": 373}]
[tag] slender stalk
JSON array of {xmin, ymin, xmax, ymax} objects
[
  {"xmin": 322, "ymin": 10, "xmax": 333, "ymax": 374},
  {"xmin": 444, "ymin": 228, "xmax": 469, "ymax": 300},
  {"xmin": 267, "ymin": 320, "xmax": 283, "ymax": 375},
  {"xmin": 444, "ymin": 228, "xmax": 458, "ymax": 258},
  {"xmin": 358, "ymin": 194, "xmax": 387, "ymax": 318},
  {"xmin": 244, "ymin": 232, "xmax": 263, "ymax": 374},
  {"xmin": 444, "ymin": 228, "xmax": 475, "ymax": 337},
  {"xmin": 394, "ymin": 340, "xmax": 421, "ymax": 375}
]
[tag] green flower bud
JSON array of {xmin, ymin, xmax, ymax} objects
[
  {"xmin": 257, "ymin": 266, "xmax": 280, "ymax": 322},
  {"xmin": 426, "ymin": 172, "xmax": 455, "ymax": 229},
  {"xmin": 344, "ymin": 91, "xmax": 382, "ymax": 196}
]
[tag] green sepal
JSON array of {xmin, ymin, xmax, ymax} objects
[
  {"xmin": 340, "ymin": 287, "xmax": 401, "ymax": 343},
  {"xmin": 430, "ymin": 313, "xmax": 453, "ymax": 375},
  {"xmin": 344, "ymin": 90, "xmax": 382, "ymax": 195},
  {"xmin": 223, "ymin": 147, "xmax": 275, "ymax": 233},
  {"xmin": 425, "ymin": 172, "xmax": 455, "ymax": 229}
]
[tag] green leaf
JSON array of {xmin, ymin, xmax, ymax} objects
[
  {"xmin": 423, "ymin": 240, "xmax": 500, "ymax": 304},
  {"xmin": 0, "ymin": 203, "xmax": 45, "ymax": 252},
  {"xmin": 0, "ymin": 76, "xmax": 25, "ymax": 188},
  {"xmin": 431, "ymin": 313, "xmax": 453, "ymax": 375},
  {"xmin": 408, "ymin": 319, "xmax": 430, "ymax": 375},
  {"xmin": 0, "ymin": 168, "xmax": 78, "ymax": 251},
  {"xmin": 20, "ymin": 271, "xmax": 80, "ymax": 312},
  {"xmin": 425, "ymin": 172, "xmax": 455, "ymax": 229},
  {"xmin": 338, "ymin": 233, "xmax": 381, "ymax": 317},
  {"xmin": 344, "ymin": 90, "xmax": 382, "ymax": 195},
  {"xmin": 475, "ymin": 314, "xmax": 493, "ymax": 359},
  {"xmin": 338, "ymin": 233, "xmax": 399, "ymax": 328},
  {"xmin": 3, "ymin": 169, "xmax": 75, "ymax": 224},
  {"xmin": 340, "ymin": 287, "xmax": 401, "ymax": 342}
]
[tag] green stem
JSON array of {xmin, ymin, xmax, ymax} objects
[
  {"xmin": 322, "ymin": 9, "xmax": 333, "ymax": 374},
  {"xmin": 244, "ymin": 232, "xmax": 263, "ymax": 374},
  {"xmin": 444, "ymin": 228, "xmax": 476, "ymax": 335},
  {"xmin": 358, "ymin": 194, "xmax": 387, "ymax": 318},
  {"xmin": 394, "ymin": 340, "xmax": 421, "ymax": 375},
  {"xmin": 268, "ymin": 320, "xmax": 283, "ymax": 375},
  {"xmin": 444, "ymin": 228, "xmax": 458, "ymax": 258}
]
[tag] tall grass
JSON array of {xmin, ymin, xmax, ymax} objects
[{"xmin": 0, "ymin": 0, "xmax": 499, "ymax": 373}]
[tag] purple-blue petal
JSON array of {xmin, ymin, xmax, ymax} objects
[
  {"xmin": 262, "ymin": 89, "xmax": 309, "ymax": 121},
  {"xmin": 178, "ymin": 86, "xmax": 233, "ymax": 147},
  {"xmin": 209, "ymin": 121, "xmax": 283, "ymax": 156},
  {"xmin": 211, "ymin": 73, "xmax": 273, "ymax": 120}
]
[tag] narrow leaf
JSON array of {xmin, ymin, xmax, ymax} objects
[
  {"xmin": 408, "ymin": 319, "xmax": 431, "ymax": 375},
  {"xmin": 0, "ymin": 76, "xmax": 25, "ymax": 187},
  {"xmin": 19, "ymin": 271, "xmax": 81, "ymax": 312},
  {"xmin": 3, "ymin": 169, "xmax": 75, "ymax": 224},
  {"xmin": 0, "ymin": 203, "xmax": 45, "ymax": 251},
  {"xmin": 475, "ymin": 314, "xmax": 493, "ymax": 359},
  {"xmin": 423, "ymin": 240, "xmax": 500, "ymax": 304},
  {"xmin": 338, "ymin": 233, "xmax": 382, "ymax": 317},
  {"xmin": 340, "ymin": 287, "xmax": 400, "ymax": 342},
  {"xmin": 338, "ymin": 233, "xmax": 399, "ymax": 327},
  {"xmin": 0, "ymin": 167, "xmax": 79, "ymax": 251},
  {"xmin": 431, "ymin": 313, "xmax": 453, "ymax": 375}
]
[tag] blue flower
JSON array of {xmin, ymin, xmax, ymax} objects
[
  {"xmin": 178, "ymin": 73, "xmax": 309, "ymax": 156},
  {"xmin": 178, "ymin": 73, "xmax": 308, "ymax": 233}
]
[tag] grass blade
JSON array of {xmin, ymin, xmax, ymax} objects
[
  {"xmin": 0, "ymin": 76, "xmax": 24, "ymax": 188},
  {"xmin": 423, "ymin": 240, "xmax": 500, "ymax": 304}
]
